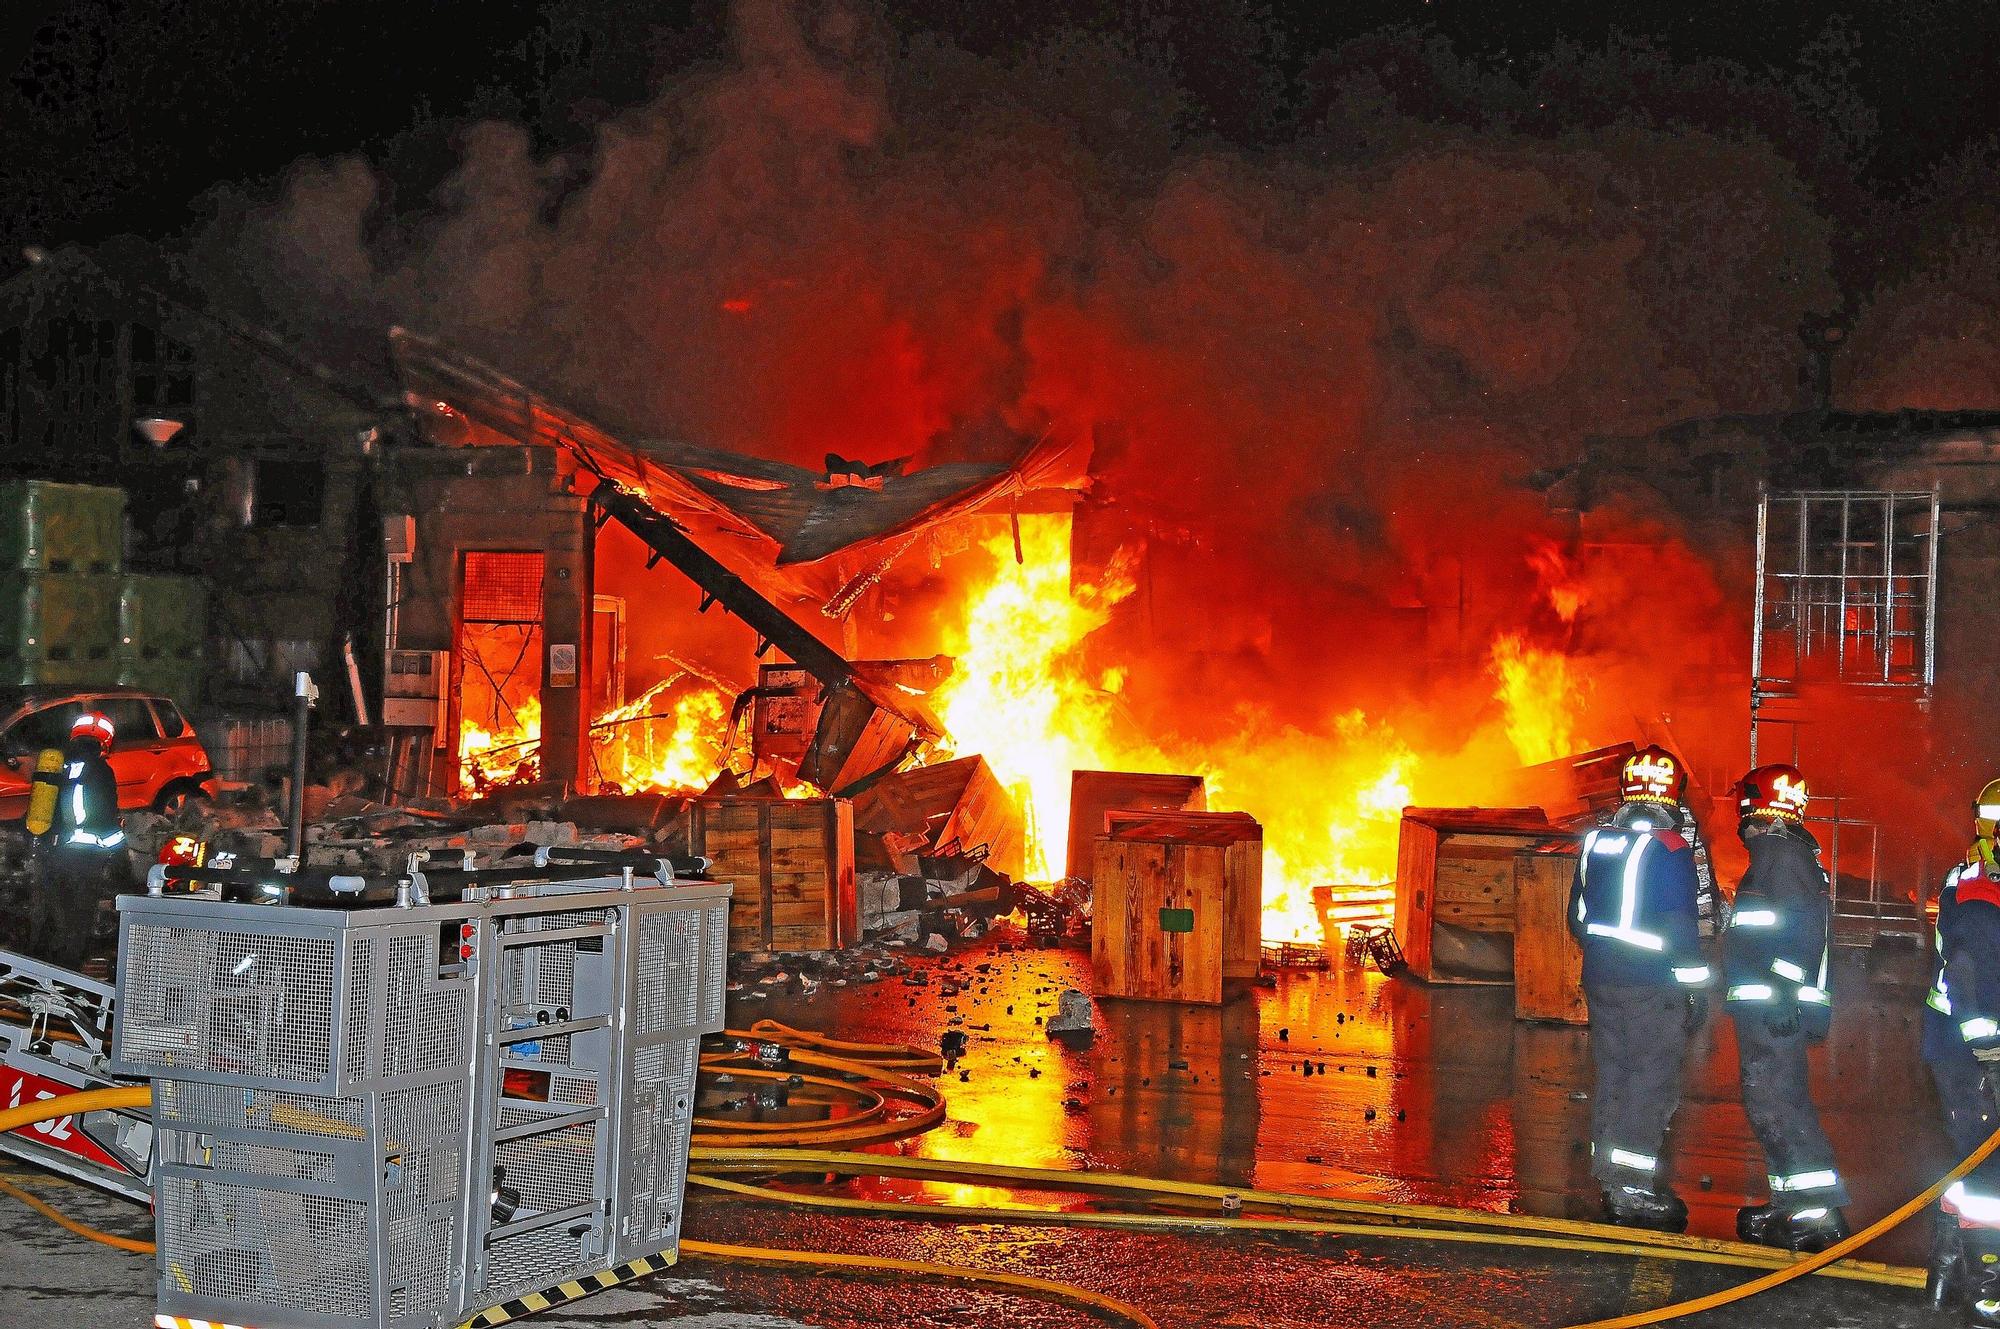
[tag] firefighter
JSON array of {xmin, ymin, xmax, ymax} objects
[
  {"xmin": 1721, "ymin": 763, "xmax": 1849, "ymax": 1252},
  {"xmin": 1568, "ymin": 744, "xmax": 1710, "ymax": 1231},
  {"xmin": 28, "ymin": 712, "xmax": 127, "ymax": 969},
  {"xmin": 1921, "ymin": 778, "xmax": 2000, "ymax": 1324}
]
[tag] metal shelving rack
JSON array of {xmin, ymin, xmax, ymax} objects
[{"xmin": 1750, "ymin": 486, "xmax": 1940, "ymax": 937}]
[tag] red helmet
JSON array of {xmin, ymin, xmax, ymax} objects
[
  {"xmin": 1619, "ymin": 745, "xmax": 1686, "ymax": 803},
  {"xmin": 158, "ymin": 834, "xmax": 206, "ymax": 868},
  {"xmin": 69, "ymin": 711, "xmax": 114, "ymax": 753},
  {"xmin": 1737, "ymin": 764, "xmax": 1809, "ymax": 823}
]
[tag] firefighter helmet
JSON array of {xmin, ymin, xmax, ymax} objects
[
  {"xmin": 1976, "ymin": 778, "xmax": 2000, "ymax": 839},
  {"xmin": 1619, "ymin": 745, "xmax": 1686, "ymax": 804},
  {"xmin": 68, "ymin": 711, "xmax": 114, "ymax": 753},
  {"xmin": 1737, "ymin": 763, "xmax": 1809, "ymax": 823}
]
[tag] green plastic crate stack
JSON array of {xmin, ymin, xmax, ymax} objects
[
  {"xmin": 0, "ymin": 481, "xmax": 126, "ymax": 688},
  {"xmin": 0, "ymin": 479, "xmax": 125, "ymax": 575},
  {"xmin": 117, "ymin": 572, "xmax": 208, "ymax": 705}
]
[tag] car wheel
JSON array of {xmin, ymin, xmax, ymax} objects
[{"xmin": 154, "ymin": 782, "xmax": 211, "ymax": 815}]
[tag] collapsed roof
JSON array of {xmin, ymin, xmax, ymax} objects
[{"xmin": 388, "ymin": 328, "xmax": 1090, "ymax": 620}]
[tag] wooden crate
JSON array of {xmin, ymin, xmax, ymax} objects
[
  {"xmin": 1092, "ymin": 810, "xmax": 1261, "ymax": 1003},
  {"xmin": 1066, "ymin": 770, "xmax": 1207, "ymax": 881},
  {"xmin": 1513, "ymin": 844, "xmax": 1586, "ymax": 1024},
  {"xmin": 1393, "ymin": 808, "xmax": 1570, "ymax": 988},
  {"xmin": 686, "ymin": 796, "xmax": 857, "ymax": 952},
  {"xmin": 849, "ymin": 754, "xmax": 1024, "ymax": 879}
]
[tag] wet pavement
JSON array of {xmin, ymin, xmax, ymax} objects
[{"xmin": 0, "ymin": 926, "xmax": 1964, "ymax": 1327}]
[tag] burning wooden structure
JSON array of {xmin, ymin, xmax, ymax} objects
[{"xmin": 383, "ymin": 329, "xmax": 1084, "ymax": 810}]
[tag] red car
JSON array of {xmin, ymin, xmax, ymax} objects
[{"xmin": 0, "ymin": 686, "xmax": 215, "ymax": 819}]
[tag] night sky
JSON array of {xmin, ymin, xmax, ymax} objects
[{"xmin": 3, "ymin": 0, "xmax": 1998, "ymax": 289}]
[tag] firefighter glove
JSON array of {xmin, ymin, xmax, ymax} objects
[
  {"xmin": 1683, "ymin": 990, "xmax": 1709, "ymax": 1035},
  {"xmin": 1973, "ymin": 1044, "xmax": 2000, "ymax": 1065},
  {"xmin": 1764, "ymin": 1005, "xmax": 1801, "ymax": 1039}
]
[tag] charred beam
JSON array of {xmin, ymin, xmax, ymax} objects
[{"xmin": 590, "ymin": 484, "xmax": 854, "ymax": 689}]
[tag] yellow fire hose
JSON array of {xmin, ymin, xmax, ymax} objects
[
  {"xmin": 1561, "ymin": 1119, "xmax": 2000, "ymax": 1329},
  {"xmin": 685, "ymin": 1171, "xmax": 1918, "ymax": 1287},
  {"xmin": 0, "ymin": 1083, "xmax": 150, "ymax": 1132},
  {"xmin": 0, "ymin": 1175, "xmax": 154, "ymax": 1253},
  {"xmin": 1, "ymin": 1054, "xmax": 1993, "ymax": 1326},
  {"xmin": 688, "ymin": 1144, "xmax": 1918, "ymax": 1280}
]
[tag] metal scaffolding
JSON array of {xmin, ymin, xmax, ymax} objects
[
  {"xmin": 1749, "ymin": 486, "xmax": 1940, "ymax": 937},
  {"xmin": 1751, "ymin": 487, "xmax": 1940, "ymax": 705}
]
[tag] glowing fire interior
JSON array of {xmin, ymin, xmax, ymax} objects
[{"xmin": 457, "ymin": 511, "xmax": 1593, "ymax": 945}]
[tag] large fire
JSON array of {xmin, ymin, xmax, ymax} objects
[
  {"xmin": 459, "ymin": 696, "xmax": 543, "ymax": 793},
  {"xmin": 593, "ymin": 680, "xmax": 734, "ymax": 793},
  {"xmin": 935, "ymin": 517, "xmax": 1427, "ymax": 943},
  {"xmin": 459, "ymin": 679, "xmax": 737, "ymax": 797},
  {"xmin": 1488, "ymin": 634, "xmax": 1588, "ymax": 766},
  {"xmin": 458, "ymin": 513, "xmax": 1596, "ymax": 948}
]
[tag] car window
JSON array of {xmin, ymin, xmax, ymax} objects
[
  {"xmin": 94, "ymin": 698, "xmax": 160, "ymax": 746},
  {"xmin": 152, "ymin": 699, "xmax": 188, "ymax": 739},
  {"xmin": 6, "ymin": 703, "xmax": 84, "ymax": 753}
]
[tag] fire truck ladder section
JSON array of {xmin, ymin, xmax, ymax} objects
[
  {"xmin": 1750, "ymin": 485, "xmax": 1940, "ymax": 940},
  {"xmin": 0, "ymin": 947, "xmax": 152, "ymax": 1202}
]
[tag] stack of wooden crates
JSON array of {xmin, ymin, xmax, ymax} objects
[
  {"xmin": 682, "ymin": 795, "xmax": 858, "ymax": 952},
  {"xmin": 1090, "ymin": 809, "xmax": 1262, "ymax": 1005}
]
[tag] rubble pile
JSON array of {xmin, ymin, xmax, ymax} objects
[{"xmin": 96, "ymin": 767, "xmax": 1069, "ymax": 967}]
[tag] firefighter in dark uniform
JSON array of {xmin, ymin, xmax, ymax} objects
[
  {"xmin": 1568, "ymin": 745, "xmax": 1711, "ymax": 1231},
  {"xmin": 1721, "ymin": 763, "xmax": 1849, "ymax": 1252},
  {"xmin": 29, "ymin": 711, "xmax": 127, "ymax": 969},
  {"xmin": 1921, "ymin": 778, "xmax": 2000, "ymax": 1325}
]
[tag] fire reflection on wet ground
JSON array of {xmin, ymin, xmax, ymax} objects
[{"xmin": 738, "ymin": 927, "xmax": 1946, "ymax": 1270}]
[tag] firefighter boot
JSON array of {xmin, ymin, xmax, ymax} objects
[
  {"xmin": 1735, "ymin": 1203, "xmax": 1782, "ymax": 1245},
  {"xmin": 1737, "ymin": 1202, "xmax": 1849, "ymax": 1252},
  {"xmin": 1605, "ymin": 1185, "xmax": 1689, "ymax": 1233},
  {"xmin": 1966, "ymin": 1228, "xmax": 2000, "ymax": 1327},
  {"xmin": 1934, "ymin": 1211, "xmax": 1968, "ymax": 1314},
  {"xmin": 1780, "ymin": 1205, "xmax": 1851, "ymax": 1254}
]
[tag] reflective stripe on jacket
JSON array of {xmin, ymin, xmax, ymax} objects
[
  {"xmin": 1567, "ymin": 824, "xmax": 1705, "ymax": 988},
  {"xmin": 1924, "ymin": 862, "xmax": 2000, "ymax": 1063},
  {"xmin": 50, "ymin": 749, "xmax": 122, "ymax": 852},
  {"xmin": 1722, "ymin": 823, "xmax": 1831, "ymax": 1035}
]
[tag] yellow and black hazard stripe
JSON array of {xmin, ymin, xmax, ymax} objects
[{"xmin": 458, "ymin": 1248, "xmax": 679, "ymax": 1328}]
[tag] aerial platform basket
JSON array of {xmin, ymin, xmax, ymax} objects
[{"xmin": 111, "ymin": 865, "xmax": 730, "ymax": 1329}]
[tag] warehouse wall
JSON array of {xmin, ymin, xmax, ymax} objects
[{"xmin": 386, "ymin": 445, "xmax": 594, "ymax": 800}]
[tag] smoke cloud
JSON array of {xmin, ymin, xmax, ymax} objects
[{"xmin": 185, "ymin": 2, "xmax": 1880, "ymax": 867}]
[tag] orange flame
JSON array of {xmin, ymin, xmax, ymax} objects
[
  {"xmin": 1528, "ymin": 537, "xmax": 1586, "ymax": 623},
  {"xmin": 1488, "ymin": 633, "xmax": 1588, "ymax": 765},
  {"xmin": 934, "ymin": 516, "xmax": 1427, "ymax": 943},
  {"xmin": 594, "ymin": 679, "xmax": 734, "ymax": 793},
  {"xmin": 459, "ymin": 696, "xmax": 543, "ymax": 792},
  {"xmin": 931, "ymin": 516, "xmax": 1142, "ymax": 878},
  {"xmin": 459, "ymin": 680, "xmax": 743, "ymax": 797}
]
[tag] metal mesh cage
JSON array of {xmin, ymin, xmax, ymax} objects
[
  {"xmin": 621, "ymin": 1038, "xmax": 698, "ymax": 1247},
  {"xmin": 383, "ymin": 936, "xmax": 469, "ymax": 1077},
  {"xmin": 484, "ymin": 1227, "xmax": 590, "ymax": 1302},
  {"xmin": 121, "ymin": 881, "xmax": 729, "ymax": 1329},
  {"xmin": 701, "ymin": 905, "xmax": 728, "ymax": 1029},
  {"xmin": 158, "ymin": 1175, "xmax": 373, "ymax": 1318},
  {"xmin": 637, "ymin": 911, "xmax": 701, "ymax": 1033},
  {"xmin": 118, "ymin": 924, "xmax": 337, "ymax": 1086},
  {"xmin": 345, "ymin": 935, "xmax": 375, "ymax": 1082}
]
